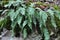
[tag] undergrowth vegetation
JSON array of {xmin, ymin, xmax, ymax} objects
[{"xmin": 0, "ymin": 0, "xmax": 60, "ymax": 40}]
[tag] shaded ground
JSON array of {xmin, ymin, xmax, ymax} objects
[
  {"xmin": 0, "ymin": 30, "xmax": 60, "ymax": 40},
  {"xmin": 1, "ymin": 30, "xmax": 42, "ymax": 40}
]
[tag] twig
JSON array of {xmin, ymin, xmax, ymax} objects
[{"xmin": 0, "ymin": 30, "xmax": 8, "ymax": 38}]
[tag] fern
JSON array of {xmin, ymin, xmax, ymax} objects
[{"xmin": 0, "ymin": 0, "xmax": 60, "ymax": 40}]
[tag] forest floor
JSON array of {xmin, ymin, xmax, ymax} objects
[{"xmin": 0, "ymin": 30, "xmax": 60, "ymax": 40}]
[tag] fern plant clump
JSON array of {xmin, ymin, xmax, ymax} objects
[{"xmin": 0, "ymin": 0, "xmax": 60, "ymax": 40}]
